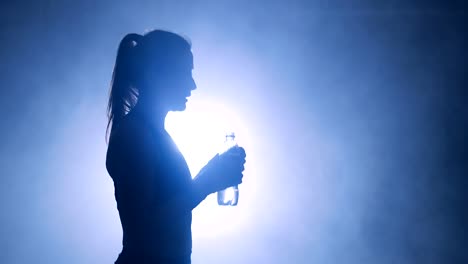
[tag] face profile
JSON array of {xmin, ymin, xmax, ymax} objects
[
  {"xmin": 146, "ymin": 54, "xmax": 196, "ymax": 112},
  {"xmin": 131, "ymin": 36, "xmax": 197, "ymax": 114}
]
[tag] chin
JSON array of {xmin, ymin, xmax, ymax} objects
[{"xmin": 171, "ymin": 103, "xmax": 187, "ymax": 112}]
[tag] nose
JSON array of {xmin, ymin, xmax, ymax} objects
[{"xmin": 190, "ymin": 77, "xmax": 197, "ymax": 91}]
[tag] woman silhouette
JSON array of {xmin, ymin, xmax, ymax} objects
[{"xmin": 105, "ymin": 30, "xmax": 246, "ymax": 264}]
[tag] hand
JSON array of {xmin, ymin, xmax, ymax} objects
[{"xmin": 194, "ymin": 146, "xmax": 246, "ymax": 195}]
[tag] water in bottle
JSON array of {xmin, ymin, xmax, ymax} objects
[{"xmin": 217, "ymin": 132, "xmax": 239, "ymax": 206}]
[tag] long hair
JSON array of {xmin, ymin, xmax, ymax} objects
[{"xmin": 106, "ymin": 30, "xmax": 191, "ymax": 142}]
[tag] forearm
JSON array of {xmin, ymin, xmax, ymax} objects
[{"xmin": 152, "ymin": 177, "xmax": 211, "ymax": 216}]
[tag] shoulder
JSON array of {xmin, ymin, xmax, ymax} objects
[
  {"xmin": 113, "ymin": 112, "xmax": 160, "ymax": 147},
  {"xmin": 106, "ymin": 113, "xmax": 157, "ymax": 171}
]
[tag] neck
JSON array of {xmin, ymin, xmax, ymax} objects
[{"xmin": 132, "ymin": 100, "xmax": 168, "ymax": 131}]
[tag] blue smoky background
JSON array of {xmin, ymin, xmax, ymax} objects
[{"xmin": 0, "ymin": 1, "xmax": 466, "ymax": 263}]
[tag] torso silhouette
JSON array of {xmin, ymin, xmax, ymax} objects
[{"xmin": 106, "ymin": 110, "xmax": 193, "ymax": 263}]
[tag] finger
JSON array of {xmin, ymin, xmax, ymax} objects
[
  {"xmin": 229, "ymin": 176, "xmax": 242, "ymax": 187},
  {"xmin": 237, "ymin": 146, "xmax": 246, "ymax": 156},
  {"xmin": 223, "ymin": 154, "xmax": 246, "ymax": 166},
  {"xmin": 237, "ymin": 173, "xmax": 244, "ymax": 184},
  {"xmin": 227, "ymin": 146, "xmax": 246, "ymax": 158},
  {"xmin": 236, "ymin": 147, "xmax": 246, "ymax": 158},
  {"xmin": 220, "ymin": 157, "xmax": 245, "ymax": 170},
  {"xmin": 224, "ymin": 161, "xmax": 245, "ymax": 173},
  {"xmin": 226, "ymin": 170, "xmax": 243, "ymax": 181},
  {"xmin": 224, "ymin": 151, "xmax": 244, "ymax": 159}
]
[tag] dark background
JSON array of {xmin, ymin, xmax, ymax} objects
[{"xmin": 0, "ymin": 1, "xmax": 467, "ymax": 263}]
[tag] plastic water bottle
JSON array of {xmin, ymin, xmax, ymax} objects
[{"xmin": 217, "ymin": 132, "xmax": 239, "ymax": 206}]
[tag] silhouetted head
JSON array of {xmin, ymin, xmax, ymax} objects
[{"xmin": 107, "ymin": 30, "xmax": 196, "ymax": 139}]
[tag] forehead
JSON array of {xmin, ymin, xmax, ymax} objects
[
  {"xmin": 186, "ymin": 50, "xmax": 194, "ymax": 69},
  {"xmin": 169, "ymin": 49, "xmax": 193, "ymax": 69},
  {"xmin": 149, "ymin": 49, "xmax": 193, "ymax": 72},
  {"xmin": 187, "ymin": 51, "xmax": 194, "ymax": 69}
]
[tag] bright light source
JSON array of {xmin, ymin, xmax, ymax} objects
[{"xmin": 165, "ymin": 96, "xmax": 254, "ymax": 239}]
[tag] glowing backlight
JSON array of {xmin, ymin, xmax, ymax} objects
[{"xmin": 165, "ymin": 96, "xmax": 254, "ymax": 238}]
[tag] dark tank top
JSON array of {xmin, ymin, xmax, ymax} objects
[{"xmin": 106, "ymin": 111, "xmax": 193, "ymax": 263}]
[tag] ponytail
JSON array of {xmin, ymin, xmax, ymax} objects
[{"xmin": 106, "ymin": 33, "xmax": 143, "ymax": 142}]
